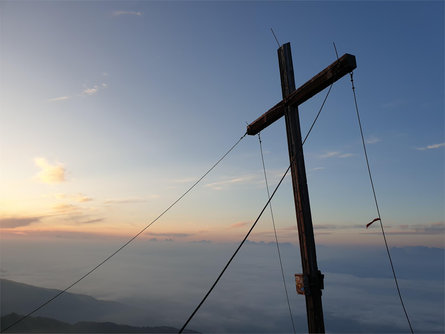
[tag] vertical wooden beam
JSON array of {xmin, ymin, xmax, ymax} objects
[{"xmin": 278, "ymin": 43, "xmax": 325, "ymax": 333}]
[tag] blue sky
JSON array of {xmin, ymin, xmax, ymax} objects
[{"xmin": 0, "ymin": 1, "xmax": 443, "ymax": 246}]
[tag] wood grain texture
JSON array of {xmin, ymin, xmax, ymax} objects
[{"xmin": 278, "ymin": 42, "xmax": 325, "ymax": 334}]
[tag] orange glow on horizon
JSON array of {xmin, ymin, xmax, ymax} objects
[{"xmin": 1, "ymin": 224, "xmax": 443, "ymax": 248}]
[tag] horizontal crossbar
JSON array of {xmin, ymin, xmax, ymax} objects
[{"xmin": 247, "ymin": 53, "xmax": 357, "ymax": 135}]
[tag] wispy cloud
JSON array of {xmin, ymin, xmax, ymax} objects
[
  {"xmin": 146, "ymin": 232, "xmax": 191, "ymax": 238},
  {"xmin": 112, "ymin": 10, "xmax": 143, "ymax": 17},
  {"xmin": 310, "ymin": 167, "xmax": 325, "ymax": 172},
  {"xmin": 256, "ymin": 224, "xmax": 363, "ymax": 233},
  {"xmin": 205, "ymin": 177, "xmax": 248, "ymax": 190},
  {"xmin": 400, "ymin": 222, "xmax": 444, "ymax": 234},
  {"xmin": 81, "ymin": 83, "xmax": 107, "ymax": 96},
  {"xmin": 319, "ymin": 151, "xmax": 354, "ymax": 159},
  {"xmin": 367, "ymin": 222, "xmax": 445, "ymax": 235},
  {"xmin": 205, "ymin": 174, "xmax": 262, "ymax": 190},
  {"xmin": 55, "ymin": 193, "xmax": 93, "ymax": 203},
  {"xmin": 52, "ymin": 203, "xmax": 80, "ymax": 213},
  {"xmin": 177, "ymin": 170, "xmax": 283, "ymax": 188},
  {"xmin": 60, "ymin": 213, "xmax": 105, "ymax": 225},
  {"xmin": 366, "ymin": 136, "xmax": 381, "ymax": 144},
  {"xmin": 76, "ymin": 218, "xmax": 104, "ymax": 225},
  {"xmin": 48, "ymin": 96, "xmax": 70, "ymax": 102},
  {"xmin": 104, "ymin": 198, "xmax": 149, "ymax": 205},
  {"xmin": 34, "ymin": 158, "xmax": 66, "ymax": 184},
  {"xmin": 82, "ymin": 86, "xmax": 99, "ymax": 96},
  {"xmin": 319, "ymin": 151, "xmax": 340, "ymax": 159},
  {"xmin": 416, "ymin": 142, "xmax": 445, "ymax": 151},
  {"xmin": 77, "ymin": 195, "xmax": 93, "ymax": 202},
  {"xmin": 339, "ymin": 153, "xmax": 354, "ymax": 158},
  {"xmin": 252, "ymin": 223, "xmax": 369, "ymax": 240},
  {"xmin": 1, "ymin": 229, "xmax": 123, "ymax": 239},
  {"xmin": 315, "ymin": 224, "xmax": 363, "ymax": 230},
  {"xmin": 0, "ymin": 216, "xmax": 41, "ymax": 229},
  {"xmin": 49, "ymin": 80, "xmax": 107, "ymax": 102},
  {"xmin": 229, "ymin": 221, "xmax": 249, "ymax": 229}
]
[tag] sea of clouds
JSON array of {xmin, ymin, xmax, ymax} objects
[{"xmin": 1, "ymin": 238, "xmax": 443, "ymax": 333}]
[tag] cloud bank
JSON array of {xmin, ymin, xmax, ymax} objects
[{"xmin": 3, "ymin": 241, "xmax": 441, "ymax": 332}]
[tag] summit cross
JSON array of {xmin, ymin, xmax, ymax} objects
[{"xmin": 247, "ymin": 43, "xmax": 356, "ymax": 333}]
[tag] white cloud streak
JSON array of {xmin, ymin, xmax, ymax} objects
[
  {"xmin": 104, "ymin": 198, "xmax": 151, "ymax": 205},
  {"xmin": 48, "ymin": 96, "xmax": 70, "ymax": 102},
  {"xmin": 205, "ymin": 177, "xmax": 248, "ymax": 190},
  {"xmin": 319, "ymin": 151, "xmax": 354, "ymax": 159},
  {"xmin": 416, "ymin": 142, "xmax": 445, "ymax": 150},
  {"xmin": 55, "ymin": 193, "xmax": 93, "ymax": 202},
  {"xmin": 319, "ymin": 151, "xmax": 340, "ymax": 158},
  {"xmin": 366, "ymin": 136, "xmax": 381, "ymax": 144},
  {"xmin": 205, "ymin": 174, "xmax": 260, "ymax": 190}
]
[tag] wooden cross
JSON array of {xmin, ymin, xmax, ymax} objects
[{"xmin": 247, "ymin": 43, "xmax": 356, "ymax": 333}]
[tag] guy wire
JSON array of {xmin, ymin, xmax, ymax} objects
[
  {"xmin": 349, "ymin": 71, "xmax": 414, "ymax": 334},
  {"xmin": 258, "ymin": 132, "xmax": 296, "ymax": 334}
]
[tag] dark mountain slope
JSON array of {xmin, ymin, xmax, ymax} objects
[
  {"xmin": 1, "ymin": 313, "xmax": 198, "ymax": 333},
  {"xmin": 1, "ymin": 279, "xmax": 138, "ymax": 324}
]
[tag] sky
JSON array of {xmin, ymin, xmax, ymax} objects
[
  {"xmin": 1, "ymin": 0, "xmax": 443, "ymax": 247},
  {"xmin": 0, "ymin": 1, "xmax": 444, "ymax": 332}
]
